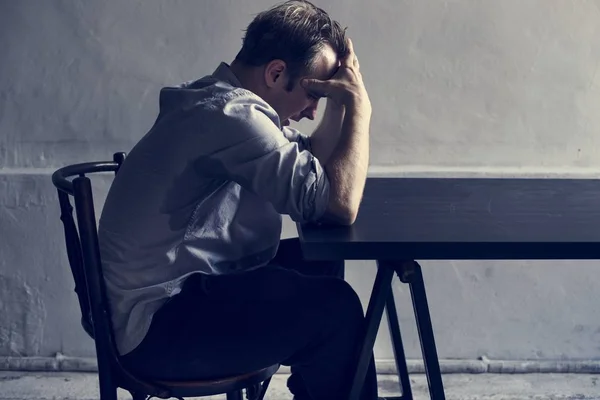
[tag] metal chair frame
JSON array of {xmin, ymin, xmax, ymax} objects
[{"xmin": 52, "ymin": 152, "xmax": 277, "ymax": 400}]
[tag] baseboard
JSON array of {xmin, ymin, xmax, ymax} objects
[
  {"xmin": 367, "ymin": 165, "xmax": 600, "ymax": 179},
  {"xmin": 2, "ymin": 355, "xmax": 600, "ymax": 375}
]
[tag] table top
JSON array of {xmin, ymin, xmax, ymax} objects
[{"xmin": 297, "ymin": 177, "xmax": 600, "ymax": 260}]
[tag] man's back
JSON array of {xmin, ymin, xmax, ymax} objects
[{"xmin": 98, "ymin": 63, "xmax": 330, "ymax": 355}]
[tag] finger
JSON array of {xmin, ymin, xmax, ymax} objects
[
  {"xmin": 341, "ymin": 37, "xmax": 354, "ymax": 67},
  {"xmin": 301, "ymin": 78, "xmax": 328, "ymax": 93},
  {"xmin": 301, "ymin": 78, "xmax": 336, "ymax": 97},
  {"xmin": 346, "ymin": 37, "xmax": 355, "ymax": 55},
  {"xmin": 345, "ymin": 38, "xmax": 360, "ymax": 69}
]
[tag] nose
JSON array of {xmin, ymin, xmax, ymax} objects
[
  {"xmin": 303, "ymin": 103, "xmax": 318, "ymax": 121},
  {"xmin": 303, "ymin": 110, "xmax": 315, "ymax": 121}
]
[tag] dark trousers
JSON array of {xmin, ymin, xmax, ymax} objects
[{"xmin": 121, "ymin": 238, "xmax": 379, "ymax": 400}]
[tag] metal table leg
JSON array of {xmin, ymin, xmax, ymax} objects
[
  {"xmin": 386, "ymin": 290, "xmax": 413, "ymax": 400},
  {"xmin": 396, "ymin": 261, "xmax": 445, "ymax": 400},
  {"xmin": 348, "ymin": 262, "xmax": 395, "ymax": 400},
  {"xmin": 347, "ymin": 260, "xmax": 445, "ymax": 400}
]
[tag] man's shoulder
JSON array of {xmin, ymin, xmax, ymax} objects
[
  {"xmin": 189, "ymin": 83, "xmax": 282, "ymax": 135},
  {"xmin": 172, "ymin": 80, "xmax": 277, "ymax": 122},
  {"xmin": 155, "ymin": 73, "xmax": 284, "ymax": 145}
]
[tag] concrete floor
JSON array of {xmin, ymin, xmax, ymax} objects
[{"xmin": 0, "ymin": 372, "xmax": 599, "ymax": 400}]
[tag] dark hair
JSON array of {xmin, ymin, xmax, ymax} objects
[{"xmin": 234, "ymin": 0, "xmax": 347, "ymax": 90}]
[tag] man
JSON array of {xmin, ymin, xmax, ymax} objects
[{"xmin": 98, "ymin": 1, "xmax": 376, "ymax": 399}]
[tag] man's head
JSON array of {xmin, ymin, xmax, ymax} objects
[{"xmin": 231, "ymin": 1, "xmax": 347, "ymax": 126}]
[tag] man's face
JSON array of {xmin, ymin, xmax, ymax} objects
[{"xmin": 264, "ymin": 44, "xmax": 339, "ymax": 127}]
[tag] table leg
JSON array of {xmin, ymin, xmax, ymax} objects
[
  {"xmin": 348, "ymin": 262, "xmax": 395, "ymax": 400},
  {"xmin": 396, "ymin": 261, "xmax": 445, "ymax": 400},
  {"xmin": 386, "ymin": 290, "xmax": 413, "ymax": 400}
]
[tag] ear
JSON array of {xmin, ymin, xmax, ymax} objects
[{"xmin": 264, "ymin": 60, "xmax": 287, "ymax": 89}]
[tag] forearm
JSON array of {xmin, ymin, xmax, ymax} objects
[
  {"xmin": 323, "ymin": 99, "xmax": 371, "ymax": 224},
  {"xmin": 309, "ymin": 99, "xmax": 345, "ymax": 165}
]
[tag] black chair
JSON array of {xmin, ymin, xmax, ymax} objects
[{"xmin": 52, "ymin": 152, "xmax": 278, "ymax": 400}]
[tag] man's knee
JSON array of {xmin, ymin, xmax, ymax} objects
[{"xmin": 324, "ymin": 279, "xmax": 364, "ymax": 324}]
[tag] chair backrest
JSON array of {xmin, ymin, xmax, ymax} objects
[{"xmin": 52, "ymin": 152, "xmax": 169, "ymax": 398}]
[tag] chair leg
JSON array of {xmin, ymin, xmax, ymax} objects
[
  {"xmin": 98, "ymin": 377, "xmax": 118, "ymax": 400},
  {"xmin": 246, "ymin": 384, "xmax": 259, "ymax": 400},
  {"xmin": 245, "ymin": 378, "xmax": 272, "ymax": 400},
  {"xmin": 227, "ymin": 390, "xmax": 244, "ymax": 400},
  {"xmin": 256, "ymin": 378, "xmax": 272, "ymax": 400}
]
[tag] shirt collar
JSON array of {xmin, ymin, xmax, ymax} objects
[
  {"xmin": 210, "ymin": 62, "xmax": 286, "ymax": 132},
  {"xmin": 211, "ymin": 62, "xmax": 243, "ymax": 88}
]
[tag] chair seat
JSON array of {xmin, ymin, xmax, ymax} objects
[{"xmin": 152, "ymin": 364, "xmax": 280, "ymax": 397}]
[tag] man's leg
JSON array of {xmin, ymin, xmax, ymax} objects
[
  {"xmin": 272, "ymin": 237, "xmax": 344, "ymax": 279},
  {"xmin": 121, "ymin": 265, "xmax": 378, "ymax": 400},
  {"xmin": 271, "ymin": 237, "xmax": 379, "ymax": 400}
]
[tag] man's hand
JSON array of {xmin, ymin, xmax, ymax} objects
[
  {"xmin": 301, "ymin": 38, "xmax": 371, "ymax": 112},
  {"xmin": 303, "ymin": 37, "xmax": 372, "ymax": 225}
]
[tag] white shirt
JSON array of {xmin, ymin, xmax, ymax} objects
[{"xmin": 98, "ymin": 63, "xmax": 330, "ymax": 355}]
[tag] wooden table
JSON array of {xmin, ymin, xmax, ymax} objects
[{"xmin": 297, "ymin": 177, "xmax": 600, "ymax": 400}]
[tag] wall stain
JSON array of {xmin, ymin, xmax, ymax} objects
[{"xmin": 0, "ymin": 274, "xmax": 46, "ymax": 356}]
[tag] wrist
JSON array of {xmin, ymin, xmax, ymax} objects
[{"xmin": 345, "ymin": 92, "xmax": 372, "ymax": 114}]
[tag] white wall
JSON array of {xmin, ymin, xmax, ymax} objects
[{"xmin": 1, "ymin": 0, "xmax": 600, "ymax": 362}]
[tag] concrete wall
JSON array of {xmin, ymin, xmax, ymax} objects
[{"xmin": 2, "ymin": 0, "xmax": 600, "ymax": 363}]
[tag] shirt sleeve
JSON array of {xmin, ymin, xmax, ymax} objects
[
  {"xmin": 281, "ymin": 126, "xmax": 313, "ymax": 153},
  {"xmin": 196, "ymin": 90, "xmax": 330, "ymax": 223}
]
